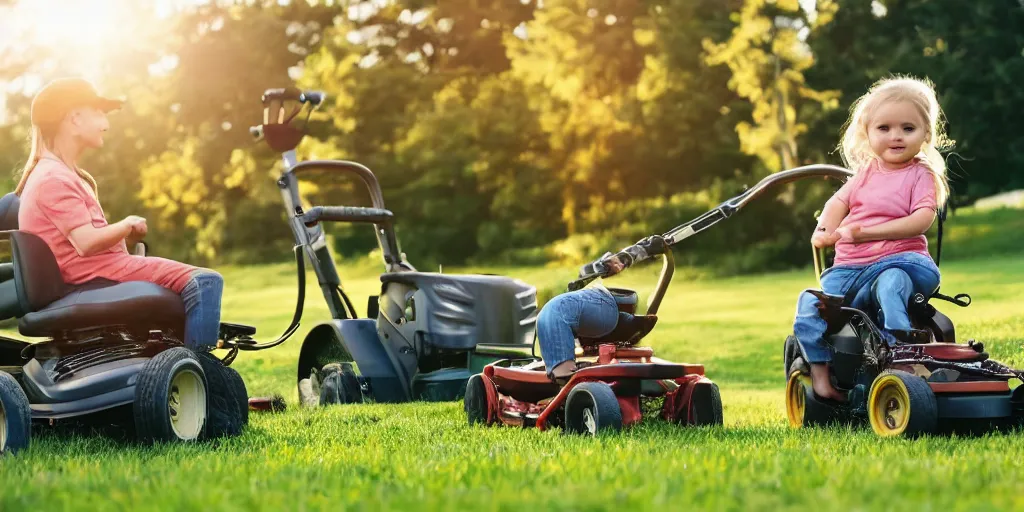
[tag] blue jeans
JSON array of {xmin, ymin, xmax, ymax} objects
[
  {"xmin": 181, "ymin": 270, "xmax": 224, "ymax": 351},
  {"xmin": 537, "ymin": 288, "xmax": 620, "ymax": 374},
  {"xmin": 793, "ymin": 252, "xmax": 940, "ymax": 364}
]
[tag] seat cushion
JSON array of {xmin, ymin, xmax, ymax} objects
[{"xmin": 19, "ymin": 281, "xmax": 185, "ymax": 337}]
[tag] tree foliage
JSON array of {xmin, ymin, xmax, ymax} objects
[{"xmin": 0, "ymin": 0, "xmax": 1020, "ymax": 271}]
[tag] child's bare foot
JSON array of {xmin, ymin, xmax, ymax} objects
[{"xmin": 810, "ymin": 363, "xmax": 847, "ymax": 402}]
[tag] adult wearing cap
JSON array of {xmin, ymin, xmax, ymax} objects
[{"xmin": 15, "ymin": 77, "xmax": 225, "ymax": 353}]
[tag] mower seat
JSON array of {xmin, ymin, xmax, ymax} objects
[
  {"xmin": 579, "ymin": 312, "xmax": 658, "ymax": 347},
  {"xmin": 9, "ymin": 231, "xmax": 185, "ymax": 337}
]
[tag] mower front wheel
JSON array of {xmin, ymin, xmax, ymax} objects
[
  {"xmin": 134, "ymin": 348, "xmax": 209, "ymax": 443},
  {"xmin": 687, "ymin": 381, "xmax": 724, "ymax": 426},
  {"xmin": 0, "ymin": 371, "xmax": 30, "ymax": 455},
  {"xmin": 564, "ymin": 382, "xmax": 622, "ymax": 435},
  {"xmin": 868, "ymin": 370, "xmax": 937, "ymax": 437}
]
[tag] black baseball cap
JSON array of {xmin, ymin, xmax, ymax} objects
[{"xmin": 30, "ymin": 77, "xmax": 124, "ymax": 127}]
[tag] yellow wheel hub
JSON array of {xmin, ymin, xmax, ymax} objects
[
  {"xmin": 785, "ymin": 371, "xmax": 808, "ymax": 428},
  {"xmin": 868, "ymin": 374, "xmax": 911, "ymax": 436},
  {"xmin": 168, "ymin": 369, "xmax": 207, "ymax": 440}
]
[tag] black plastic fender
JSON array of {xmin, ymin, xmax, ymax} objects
[{"xmin": 296, "ymin": 320, "xmax": 409, "ymax": 403}]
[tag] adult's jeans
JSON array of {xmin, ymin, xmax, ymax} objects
[
  {"xmin": 537, "ymin": 288, "xmax": 620, "ymax": 375},
  {"xmin": 180, "ymin": 270, "xmax": 224, "ymax": 351}
]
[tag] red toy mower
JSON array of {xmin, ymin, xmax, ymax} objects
[{"xmin": 464, "ymin": 231, "xmax": 725, "ymax": 435}]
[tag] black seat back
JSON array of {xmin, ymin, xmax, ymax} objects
[
  {"xmin": 10, "ymin": 231, "xmax": 66, "ymax": 316},
  {"xmin": 0, "ymin": 193, "xmax": 19, "ymax": 231},
  {"xmin": 0, "ymin": 193, "xmax": 20, "ymax": 319}
]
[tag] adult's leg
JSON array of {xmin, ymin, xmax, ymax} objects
[
  {"xmin": 537, "ymin": 288, "xmax": 619, "ymax": 379},
  {"xmin": 180, "ymin": 269, "xmax": 224, "ymax": 351}
]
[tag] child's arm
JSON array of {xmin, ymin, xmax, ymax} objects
[
  {"xmin": 816, "ymin": 197, "xmax": 850, "ymax": 232},
  {"xmin": 68, "ymin": 216, "xmax": 146, "ymax": 257},
  {"xmin": 842, "ymin": 208, "xmax": 935, "ymax": 243},
  {"xmin": 811, "ymin": 197, "xmax": 850, "ymax": 248}
]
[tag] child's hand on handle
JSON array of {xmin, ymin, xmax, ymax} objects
[
  {"xmin": 603, "ymin": 255, "xmax": 625, "ymax": 277},
  {"xmin": 123, "ymin": 215, "xmax": 148, "ymax": 247},
  {"xmin": 811, "ymin": 229, "xmax": 841, "ymax": 248}
]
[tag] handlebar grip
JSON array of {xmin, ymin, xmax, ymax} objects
[
  {"xmin": 261, "ymin": 87, "xmax": 326, "ymax": 106},
  {"xmin": 302, "ymin": 91, "xmax": 326, "ymax": 107},
  {"xmin": 249, "ymin": 125, "xmax": 264, "ymax": 140},
  {"xmin": 301, "ymin": 206, "xmax": 394, "ymax": 225}
]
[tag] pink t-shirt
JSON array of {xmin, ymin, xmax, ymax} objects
[
  {"xmin": 832, "ymin": 159, "xmax": 938, "ymax": 267},
  {"xmin": 18, "ymin": 155, "xmax": 195, "ymax": 294}
]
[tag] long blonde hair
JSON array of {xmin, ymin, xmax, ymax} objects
[
  {"xmin": 839, "ymin": 76, "xmax": 952, "ymax": 204},
  {"xmin": 15, "ymin": 124, "xmax": 99, "ymax": 197}
]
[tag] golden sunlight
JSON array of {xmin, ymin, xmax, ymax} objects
[{"xmin": 0, "ymin": 0, "xmax": 195, "ymax": 91}]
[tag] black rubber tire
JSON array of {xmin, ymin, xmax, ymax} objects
[
  {"xmin": 134, "ymin": 348, "xmax": 208, "ymax": 444},
  {"xmin": 783, "ymin": 335, "xmax": 801, "ymax": 380},
  {"xmin": 464, "ymin": 374, "xmax": 490, "ymax": 426},
  {"xmin": 0, "ymin": 371, "xmax": 30, "ymax": 455},
  {"xmin": 803, "ymin": 388, "xmax": 844, "ymax": 427},
  {"xmin": 196, "ymin": 353, "xmax": 248, "ymax": 439},
  {"xmin": 564, "ymin": 382, "xmax": 622, "ymax": 435},
  {"xmin": 688, "ymin": 382, "xmax": 724, "ymax": 426},
  {"xmin": 319, "ymin": 363, "xmax": 363, "ymax": 406},
  {"xmin": 868, "ymin": 370, "xmax": 938, "ymax": 437}
]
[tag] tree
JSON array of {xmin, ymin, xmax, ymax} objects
[{"xmin": 703, "ymin": 0, "xmax": 840, "ymax": 173}]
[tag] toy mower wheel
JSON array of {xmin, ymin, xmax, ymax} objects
[
  {"xmin": 464, "ymin": 374, "xmax": 493, "ymax": 426},
  {"xmin": 786, "ymin": 369, "xmax": 842, "ymax": 428},
  {"xmin": 134, "ymin": 348, "xmax": 209, "ymax": 443},
  {"xmin": 564, "ymin": 382, "xmax": 622, "ymax": 435},
  {"xmin": 197, "ymin": 353, "xmax": 249, "ymax": 439},
  {"xmin": 868, "ymin": 370, "xmax": 937, "ymax": 437},
  {"xmin": 0, "ymin": 371, "xmax": 30, "ymax": 455},
  {"xmin": 687, "ymin": 382, "xmax": 724, "ymax": 426}
]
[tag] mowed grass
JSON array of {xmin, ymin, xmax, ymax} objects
[{"xmin": 2, "ymin": 213, "xmax": 1024, "ymax": 509}]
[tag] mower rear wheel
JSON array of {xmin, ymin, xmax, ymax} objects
[
  {"xmin": 868, "ymin": 370, "xmax": 937, "ymax": 437},
  {"xmin": 197, "ymin": 353, "xmax": 248, "ymax": 439},
  {"xmin": 564, "ymin": 382, "xmax": 622, "ymax": 435},
  {"xmin": 134, "ymin": 348, "xmax": 208, "ymax": 443},
  {"xmin": 783, "ymin": 335, "xmax": 801, "ymax": 380},
  {"xmin": 786, "ymin": 370, "xmax": 842, "ymax": 428},
  {"xmin": 464, "ymin": 374, "xmax": 493, "ymax": 426},
  {"xmin": 0, "ymin": 371, "xmax": 30, "ymax": 455}
]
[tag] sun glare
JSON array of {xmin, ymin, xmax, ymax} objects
[{"xmin": 0, "ymin": 0, "xmax": 158, "ymax": 91}]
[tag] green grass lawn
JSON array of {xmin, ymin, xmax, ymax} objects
[{"xmin": 1, "ymin": 211, "xmax": 1023, "ymax": 510}]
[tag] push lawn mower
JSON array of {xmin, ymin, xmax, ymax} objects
[
  {"xmin": 463, "ymin": 237, "xmax": 722, "ymax": 435},
  {"xmin": 247, "ymin": 88, "xmax": 538, "ymax": 408},
  {"xmin": 780, "ymin": 166, "xmax": 1024, "ymax": 437}
]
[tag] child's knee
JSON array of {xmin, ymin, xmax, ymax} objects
[
  {"xmin": 190, "ymin": 268, "xmax": 224, "ymax": 289},
  {"xmin": 874, "ymin": 268, "xmax": 911, "ymax": 296}
]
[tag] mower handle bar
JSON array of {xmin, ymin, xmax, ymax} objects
[
  {"xmin": 300, "ymin": 206, "xmax": 394, "ymax": 226},
  {"xmin": 260, "ymin": 87, "xmax": 326, "ymax": 108},
  {"xmin": 567, "ymin": 164, "xmax": 855, "ymax": 296},
  {"xmin": 662, "ymin": 164, "xmax": 853, "ymax": 245}
]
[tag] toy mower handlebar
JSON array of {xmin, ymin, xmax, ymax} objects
[{"xmin": 566, "ymin": 164, "xmax": 855, "ymax": 296}]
